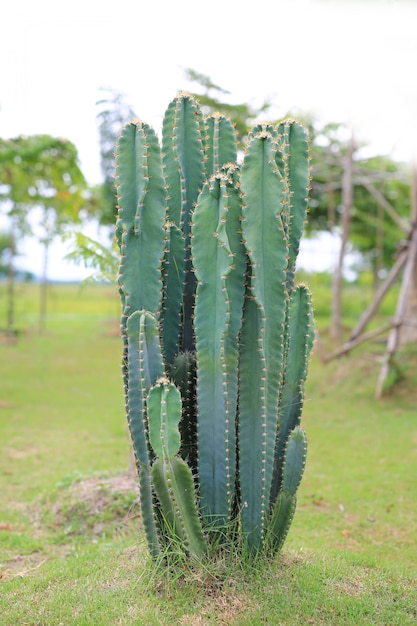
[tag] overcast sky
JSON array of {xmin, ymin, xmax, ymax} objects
[{"xmin": 1, "ymin": 0, "xmax": 416, "ymax": 279}]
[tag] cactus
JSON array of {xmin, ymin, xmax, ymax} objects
[
  {"xmin": 148, "ymin": 378, "xmax": 207, "ymax": 557},
  {"xmin": 116, "ymin": 93, "xmax": 314, "ymax": 560},
  {"xmin": 193, "ymin": 167, "xmax": 246, "ymax": 529},
  {"xmin": 266, "ymin": 426, "xmax": 308, "ymax": 555}
]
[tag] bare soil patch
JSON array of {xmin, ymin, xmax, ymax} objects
[{"xmin": 1, "ymin": 472, "xmax": 141, "ymax": 581}]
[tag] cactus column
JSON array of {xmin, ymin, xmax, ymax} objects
[
  {"xmin": 116, "ymin": 93, "xmax": 314, "ymax": 560},
  {"xmin": 238, "ymin": 131, "xmax": 289, "ymax": 551},
  {"xmin": 192, "ymin": 168, "xmax": 245, "ymax": 528}
]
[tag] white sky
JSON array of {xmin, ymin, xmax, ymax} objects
[{"xmin": 1, "ymin": 0, "xmax": 416, "ymax": 280}]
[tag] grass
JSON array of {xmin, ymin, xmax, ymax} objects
[{"xmin": 0, "ymin": 278, "xmax": 416, "ymax": 625}]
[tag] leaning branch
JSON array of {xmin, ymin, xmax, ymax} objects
[
  {"xmin": 322, "ymin": 322, "xmax": 395, "ymax": 363},
  {"xmin": 362, "ymin": 180, "xmax": 409, "ymax": 232},
  {"xmin": 349, "ymin": 250, "xmax": 408, "ymax": 341}
]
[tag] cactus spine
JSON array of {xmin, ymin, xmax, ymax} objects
[{"xmin": 116, "ymin": 93, "xmax": 314, "ymax": 560}]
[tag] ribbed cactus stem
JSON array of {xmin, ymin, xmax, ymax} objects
[
  {"xmin": 116, "ymin": 121, "xmax": 166, "ymax": 318},
  {"xmin": 148, "ymin": 379, "xmax": 207, "ymax": 557},
  {"xmin": 147, "ymin": 377, "xmax": 182, "ymax": 459},
  {"xmin": 266, "ymin": 427, "xmax": 307, "ymax": 555},
  {"xmin": 193, "ymin": 170, "xmax": 245, "ymax": 527},
  {"xmin": 205, "ymin": 114, "xmax": 237, "ymax": 179},
  {"xmin": 162, "ymin": 94, "xmax": 205, "ymax": 353},
  {"xmin": 239, "ymin": 131, "xmax": 289, "ymax": 551},
  {"xmin": 126, "ymin": 310, "xmax": 165, "ymax": 557},
  {"xmin": 161, "ymin": 222, "xmax": 185, "ymax": 368},
  {"xmin": 281, "ymin": 427, "xmax": 308, "ymax": 495},
  {"xmin": 278, "ymin": 120, "xmax": 310, "ymax": 291},
  {"xmin": 271, "ymin": 284, "xmax": 315, "ymax": 505},
  {"xmin": 116, "ymin": 93, "xmax": 314, "ymax": 561}
]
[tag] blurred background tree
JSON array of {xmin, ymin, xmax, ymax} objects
[
  {"xmin": 184, "ymin": 68, "xmax": 271, "ymax": 146},
  {"xmin": 0, "ymin": 135, "xmax": 89, "ymax": 331},
  {"xmin": 185, "ymin": 69, "xmax": 413, "ymax": 341},
  {"xmin": 0, "ymin": 230, "xmax": 18, "ymax": 334}
]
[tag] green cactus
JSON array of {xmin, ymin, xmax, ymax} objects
[
  {"xmin": 125, "ymin": 310, "xmax": 164, "ymax": 557},
  {"xmin": 205, "ymin": 113, "xmax": 237, "ymax": 178},
  {"xmin": 238, "ymin": 131, "xmax": 289, "ymax": 551},
  {"xmin": 193, "ymin": 169, "xmax": 245, "ymax": 529},
  {"xmin": 148, "ymin": 379, "xmax": 207, "ymax": 558},
  {"xmin": 116, "ymin": 93, "xmax": 314, "ymax": 561},
  {"xmin": 161, "ymin": 94, "xmax": 205, "ymax": 355},
  {"xmin": 266, "ymin": 426, "xmax": 308, "ymax": 555},
  {"xmin": 270, "ymin": 285, "xmax": 315, "ymax": 505}
]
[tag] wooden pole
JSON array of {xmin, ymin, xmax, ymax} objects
[
  {"xmin": 375, "ymin": 167, "xmax": 417, "ymax": 397},
  {"xmin": 349, "ymin": 249, "xmax": 407, "ymax": 342},
  {"xmin": 330, "ymin": 135, "xmax": 354, "ymax": 340},
  {"xmin": 325, "ymin": 322, "xmax": 395, "ymax": 362}
]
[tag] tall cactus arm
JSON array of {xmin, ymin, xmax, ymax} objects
[
  {"xmin": 126, "ymin": 310, "xmax": 164, "ymax": 467},
  {"xmin": 162, "ymin": 94, "xmax": 205, "ymax": 230},
  {"xmin": 205, "ymin": 114, "xmax": 237, "ymax": 178},
  {"xmin": 266, "ymin": 427, "xmax": 307, "ymax": 556},
  {"xmin": 126, "ymin": 310, "xmax": 165, "ymax": 557},
  {"xmin": 116, "ymin": 121, "xmax": 166, "ymax": 446},
  {"xmin": 239, "ymin": 132, "xmax": 288, "ymax": 551},
  {"xmin": 237, "ymin": 292, "xmax": 267, "ymax": 550},
  {"xmin": 192, "ymin": 172, "xmax": 245, "ymax": 527},
  {"xmin": 277, "ymin": 120, "xmax": 310, "ymax": 291},
  {"xmin": 270, "ymin": 285, "xmax": 314, "ymax": 505},
  {"xmin": 162, "ymin": 94, "xmax": 205, "ymax": 353},
  {"xmin": 116, "ymin": 121, "xmax": 166, "ymax": 318},
  {"xmin": 160, "ymin": 222, "xmax": 186, "ymax": 368},
  {"xmin": 147, "ymin": 380, "xmax": 207, "ymax": 558},
  {"xmin": 222, "ymin": 165, "xmax": 246, "ymax": 348},
  {"xmin": 223, "ymin": 166, "xmax": 247, "ymax": 496}
]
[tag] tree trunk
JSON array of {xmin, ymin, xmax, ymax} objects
[
  {"xmin": 400, "ymin": 167, "xmax": 417, "ymax": 344},
  {"xmin": 375, "ymin": 199, "xmax": 384, "ymax": 289},
  {"xmin": 349, "ymin": 249, "xmax": 407, "ymax": 342},
  {"xmin": 375, "ymin": 168, "xmax": 417, "ymax": 397},
  {"xmin": 401, "ymin": 250, "xmax": 417, "ymax": 343},
  {"xmin": 6, "ymin": 245, "xmax": 16, "ymax": 334},
  {"xmin": 39, "ymin": 240, "xmax": 49, "ymax": 334},
  {"xmin": 330, "ymin": 135, "xmax": 354, "ymax": 340}
]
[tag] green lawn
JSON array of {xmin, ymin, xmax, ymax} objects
[{"xmin": 0, "ymin": 280, "xmax": 416, "ymax": 625}]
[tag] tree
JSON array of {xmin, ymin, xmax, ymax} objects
[
  {"xmin": 0, "ymin": 134, "xmax": 88, "ymax": 331},
  {"xmin": 307, "ymin": 121, "xmax": 410, "ymax": 276},
  {"xmin": 302, "ymin": 119, "xmax": 411, "ymax": 340},
  {"xmin": 64, "ymin": 231, "xmax": 118, "ymax": 284},
  {"xmin": 321, "ymin": 166, "xmax": 417, "ymax": 397},
  {"xmin": 0, "ymin": 230, "xmax": 18, "ymax": 334},
  {"xmin": 185, "ymin": 72, "xmax": 411, "ymax": 288},
  {"xmin": 184, "ymin": 68, "xmax": 271, "ymax": 145}
]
